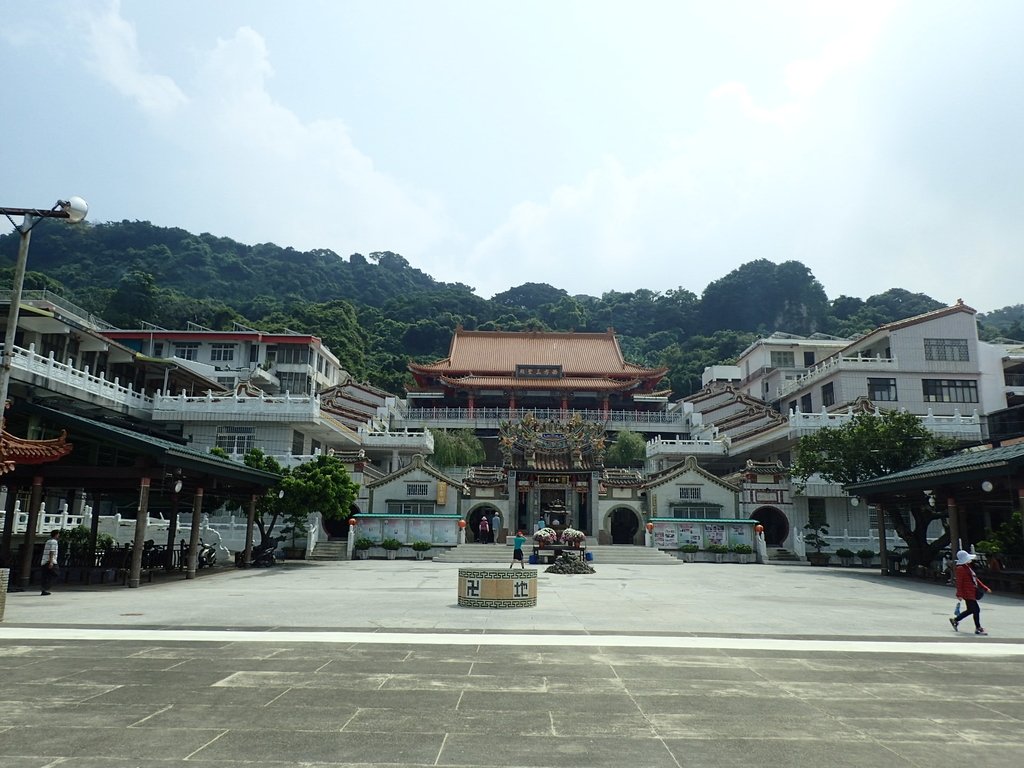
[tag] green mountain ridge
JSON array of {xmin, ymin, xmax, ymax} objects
[{"xmin": 2, "ymin": 220, "xmax": 1020, "ymax": 397}]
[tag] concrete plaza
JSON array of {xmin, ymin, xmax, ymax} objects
[{"xmin": 1, "ymin": 559, "xmax": 1022, "ymax": 767}]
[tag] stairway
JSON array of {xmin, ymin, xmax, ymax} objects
[
  {"xmin": 310, "ymin": 540, "xmax": 349, "ymax": 561},
  {"xmin": 767, "ymin": 547, "xmax": 806, "ymax": 564},
  {"xmin": 432, "ymin": 542, "xmax": 682, "ymax": 565}
]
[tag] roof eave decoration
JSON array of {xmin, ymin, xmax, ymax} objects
[
  {"xmin": 643, "ymin": 455, "xmax": 741, "ymax": 493},
  {"xmin": 0, "ymin": 429, "xmax": 73, "ymax": 473},
  {"xmin": 364, "ymin": 454, "xmax": 469, "ymax": 491}
]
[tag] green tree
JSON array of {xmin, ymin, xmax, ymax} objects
[
  {"xmin": 431, "ymin": 429, "xmax": 486, "ymax": 467},
  {"xmin": 789, "ymin": 410, "xmax": 953, "ymax": 568},
  {"xmin": 604, "ymin": 429, "xmax": 647, "ymax": 467},
  {"xmin": 277, "ymin": 454, "xmax": 359, "ymax": 542}
]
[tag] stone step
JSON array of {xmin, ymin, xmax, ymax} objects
[
  {"xmin": 433, "ymin": 543, "xmax": 681, "ymax": 565},
  {"xmin": 310, "ymin": 541, "xmax": 349, "ymax": 561}
]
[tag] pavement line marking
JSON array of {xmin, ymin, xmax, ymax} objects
[{"xmin": 0, "ymin": 627, "xmax": 1021, "ymax": 655}]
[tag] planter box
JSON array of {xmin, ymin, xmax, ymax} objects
[
  {"xmin": 807, "ymin": 553, "xmax": 831, "ymax": 566},
  {"xmin": 355, "ymin": 550, "xmax": 369, "ymax": 560}
]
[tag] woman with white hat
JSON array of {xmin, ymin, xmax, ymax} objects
[{"xmin": 950, "ymin": 549, "xmax": 992, "ymax": 635}]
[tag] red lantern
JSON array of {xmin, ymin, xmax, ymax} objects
[
  {"xmin": 348, "ymin": 518, "xmax": 357, "ymax": 527},
  {"xmin": 645, "ymin": 522, "xmax": 654, "ymax": 532},
  {"xmin": 458, "ymin": 520, "xmax": 467, "ymax": 529},
  {"xmin": 754, "ymin": 524, "xmax": 764, "ymax": 534}
]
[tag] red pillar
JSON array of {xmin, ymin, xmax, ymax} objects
[
  {"xmin": 467, "ymin": 394, "xmax": 475, "ymax": 417},
  {"xmin": 602, "ymin": 396, "xmax": 609, "ymax": 418},
  {"xmin": 561, "ymin": 395, "xmax": 568, "ymax": 416},
  {"xmin": 509, "ymin": 394, "xmax": 516, "ymax": 417}
]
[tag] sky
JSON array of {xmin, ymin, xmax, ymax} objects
[{"xmin": 1, "ymin": 0, "xmax": 1022, "ymax": 312}]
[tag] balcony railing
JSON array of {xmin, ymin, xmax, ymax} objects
[
  {"xmin": 357, "ymin": 429, "xmax": 435, "ymax": 453},
  {"xmin": 6, "ymin": 289, "xmax": 117, "ymax": 330},
  {"xmin": 789, "ymin": 406, "xmax": 982, "ymax": 440},
  {"xmin": 645, "ymin": 436, "xmax": 730, "ymax": 457},
  {"xmin": 777, "ymin": 355, "xmax": 897, "ymax": 399},
  {"xmin": 1, "ymin": 342, "xmax": 152, "ymax": 410},
  {"xmin": 396, "ymin": 406, "xmax": 687, "ymax": 427},
  {"xmin": 151, "ymin": 390, "xmax": 321, "ymax": 421}
]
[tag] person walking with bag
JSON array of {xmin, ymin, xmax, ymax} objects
[
  {"xmin": 950, "ymin": 549, "xmax": 992, "ymax": 635},
  {"xmin": 39, "ymin": 529, "xmax": 60, "ymax": 596},
  {"xmin": 477, "ymin": 515, "xmax": 490, "ymax": 544}
]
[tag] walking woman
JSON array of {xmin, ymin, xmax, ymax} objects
[{"xmin": 950, "ymin": 549, "xmax": 992, "ymax": 635}]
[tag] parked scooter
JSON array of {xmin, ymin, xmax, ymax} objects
[
  {"xmin": 250, "ymin": 540, "xmax": 279, "ymax": 567},
  {"xmin": 197, "ymin": 538, "xmax": 218, "ymax": 569}
]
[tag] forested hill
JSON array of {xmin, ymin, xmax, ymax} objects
[{"xmin": 2, "ymin": 220, "xmax": 1020, "ymax": 396}]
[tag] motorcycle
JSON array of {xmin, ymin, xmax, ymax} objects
[
  {"xmin": 197, "ymin": 538, "xmax": 217, "ymax": 569},
  {"xmin": 250, "ymin": 540, "xmax": 279, "ymax": 567}
]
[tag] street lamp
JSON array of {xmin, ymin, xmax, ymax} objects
[{"xmin": 0, "ymin": 197, "xmax": 88, "ymax": 426}]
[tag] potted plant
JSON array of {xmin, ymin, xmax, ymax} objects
[
  {"xmin": 354, "ymin": 537, "xmax": 374, "ymax": 560},
  {"xmin": 707, "ymin": 543, "xmax": 729, "ymax": 563},
  {"xmin": 731, "ymin": 543, "xmax": 753, "ymax": 564},
  {"xmin": 856, "ymin": 548, "xmax": 875, "ymax": 567},
  {"xmin": 679, "ymin": 543, "xmax": 700, "ymax": 563},
  {"xmin": 534, "ymin": 527, "xmax": 558, "ymax": 546},
  {"xmin": 560, "ymin": 528, "xmax": 586, "ymax": 547},
  {"xmin": 803, "ymin": 521, "xmax": 831, "ymax": 566},
  {"xmin": 836, "ymin": 547, "xmax": 856, "ymax": 567},
  {"xmin": 412, "ymin": 540, "xmax": 432, "ymax": 560},
  {"xmin": 381, "ymin": 538, "xmax": 402, "ymax": 560}
]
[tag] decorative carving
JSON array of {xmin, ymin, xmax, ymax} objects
[{"xmin": 498, "ymin": 412, "xmax": 607, "ymax": 469}]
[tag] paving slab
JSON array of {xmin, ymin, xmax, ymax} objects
[{"xmin": 1, "ymin": 560, "xmax": 1022, "ymax": 767}]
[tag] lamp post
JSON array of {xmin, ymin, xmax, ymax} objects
[{"xmin": 0, "ymin": 198, "xmax": 88, "ymax": 425}]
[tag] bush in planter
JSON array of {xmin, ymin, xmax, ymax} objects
[
  {"xmin": 856, "ymin": 548, "xmax": 875, "ymax": 565},
  {"xmin": 381, "ymin": 538, "xmax": 402, "ymax": 550},
  {"xmin": 836, "ymin": 547, "xmax": 856, "ymax": 566},
  {"xmin": 707, "ymin": 543, "xmax": 729, "ymax": 556},
  {"xmin": 731, "ymin": 544, "xmax": 753, "ymax": 555},
  {"xmin": 354, "ymin": 537, "xmax": 375, "ymax": 550},
  {"xmin": 679, "ymin": 544, "xmax": 700, "ymax": 553},
  {"xmin": 411, "ymin": 541, "xmax": 432, "ymax": 552}
]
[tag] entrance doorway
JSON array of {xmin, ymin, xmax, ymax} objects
[
  {"xmin": 609, "ymin": 507, "xmax": 640, "ymax": 545},
  {"xmin": 470, "ymin": 506, "xmax": 498, "ymax": 543},
  {"xmin": 750, "ymin": 507, "xmax": 789, "ymax": 546},
  {"xmin": 324, "ymin": 505, "xmax": 359, "ymax": 539}
]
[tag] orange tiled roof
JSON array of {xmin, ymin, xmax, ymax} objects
[
  {"xmin": 410, "ymin": 329, "xmax": 666, "ymax": 379},
  {"xmin": 437, "ymin": 374, "xmax": 643, "ymax": 392},
  {"xmin": 0, "ymin": 429, "xmax": 73, "ymax": 467}
]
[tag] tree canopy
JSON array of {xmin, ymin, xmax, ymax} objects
[{"xmin": 789, "ymin": 410, "xmax": 954, "ymax": 567}]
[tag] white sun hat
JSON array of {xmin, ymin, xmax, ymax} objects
[{"xmin": 955, "ymin": 550, "xmax": 976, "ymax": 566}]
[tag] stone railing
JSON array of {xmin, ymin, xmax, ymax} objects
[
  {"xmin": 645, "ymin": 436, "xmax": 730, "ymax": 458},
  {"xmin": 788, "ymin": 406, "xmax": 981, "ymax": 440},
  {"xmin": 777, "ymin": 355, "xmax": 898, "ymax": 399},
  {"xmin": 1, "ymin": 343, "xmax": 152, "ymax": 410},
  {"xmin": 151, "ymin": 391, "xmax": 322, "ymax": 421},
  {"xmin": 397, "ymin": 406, "xmax": 688, "ymax": 429}
]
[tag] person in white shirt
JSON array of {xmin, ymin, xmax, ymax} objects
[{"xmin": 39, "ymin": 530, "xmax": 60, "ymax": 596}]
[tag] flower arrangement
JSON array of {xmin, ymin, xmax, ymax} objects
[
  {"xmin": 559, "ymin": 527, "xmax": 586, "ymax": 544},
  {"xmin": 534, "ymin": 527, "xmax": 558, "ymax": 544}
]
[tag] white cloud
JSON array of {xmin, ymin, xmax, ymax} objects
[{"xmin": 84, "ymin": 1, "xmax": 187, "ymax": 116}]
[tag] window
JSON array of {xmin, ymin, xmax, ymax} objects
[
  {"xmin": 215, "ymin": 426, "xmax": 254, "ymax": 454},
  {"xmin": 277, "ymin": 345, "xmax": 310, "ymax": 364},
  {"xmin": 291, "ymin": 430, "xmax": 305, "ymax": 455},
  {"xmin": 407, "ymin": 483, "xmax": 429, "ymax": 496},
  {"xmin": 922, "ymin": 379, "xmax": 978, "ymax": 403},
  {"xmin": 216, "ymin": 376, "xmax": 236, "ymax": 387},
  {"xmin": 868, "ymin": 378, "xmax": 897, "ymax": 401},
  {"xmin": 807, "ymin": 498, "xmax": 826, "ymax": 528},
  {"xmin": 210, "ymin": 343, "xmax": 235, "ymax": 362},
  {"xmin": 800, "ymin": 393, "xmax": 812, "ymax": 412},
  {"xmin": 803, "ymin": 351, "xmax": 815, "ymax": 366},
  {"xmin": 249, "ymin": 345, "xmax": 260, "ymax": 363},
  {"xmin": 678, "ymin": 486, "xmax": 701, "ymax": 500},
  {"xmin": 924, "ymin": 338, "xmax": 969, "ymax": 362},
  {"xmin": 821, "ymin": 382, "xmax": 835, "ymax": 407},
  {"xmin": 278, "ymin": 372, "xmax": 310, "ymax": 394},
  {"xmin": 310, "ymin": 439, "xmax": 321, "ymax": 454},
  {"xmin": 386, "ymin": 501, "xmax": 436, "ymax": 515},
  {"xmin": 173, "ymin": 342, "xmax": 199, "ymax": 361},
  {"xmin": 770, "ymin": 351, "xmax": 795, "ymax": 368},
  {"xmin": 670, "ymin": 504, "xmax": 723, "ymax": 519},
  {"xmin": 153, "ymin": 342, "xmax": 164, "ymax": 357},
  {"xmin": 787, "ymin": 400, "xmax": 797, "ymax": 414}
]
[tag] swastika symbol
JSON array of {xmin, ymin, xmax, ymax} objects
[{"xmin": 466, "ymin": 579, "xmax": 481, "ymax": 597}]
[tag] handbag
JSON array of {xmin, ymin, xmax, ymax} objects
[{"xmin": 975, "ymin": 588, "xmax": 985, "ymax": 601}]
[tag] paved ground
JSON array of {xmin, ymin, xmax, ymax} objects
[{"xmin": 1, "ymin": 559, "xmax": 1022, "ymax": 767}]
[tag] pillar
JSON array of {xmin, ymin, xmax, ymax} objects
[
  {"xmin": 0, "ymin": 483, "xmax": 19, "ymax": 564},
  {"xmin": 560, "ymin": 395, "xmax": 568, "ymax": 416},
  {"xmin": 244, "ymin": 494, "xmax": 256, "ymax": 567},
  {"xmin": 467, "ymin": 394, "xmax": 475, "ymax": 417},
  {"xmin": 17, "ymin": 476, "xmax": 44, "ymax": 589},
  {"xmin": 186, "ymin": 487, "xmax": 204, "ymax": 580},
  {"xmin": 602, "ymin": 396, "xmax": 609, "ymax": 418},
  {"xmin": 946, "ymin": 495, "xmax": 961, "ymax": 552},
  {"xmin": 128, "ymin": 478, "xmax": 151, "ymax": 588},
  {"xmin": 509, "ymin": 395, "xmax": 516, "ymax": 417},
  {"xmin": 876, "ymin": 503, "xmax": 888, "ymax": 576}
]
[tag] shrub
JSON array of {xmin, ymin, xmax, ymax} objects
[
  {"xmin": 707, "ymin": 543, "xmax": 729, "ymax": 554},
  {"xmin": 354, "ymin": 537, "xmax": 374, "ymax": 550},
  {"xmin": 974, "ymin": 540, "xmax": 1001, "ymax": 554},
  {"xmin": 856, "ymin": 549, "xmax": 875, "ymax": 559},
  {"xmin": 679, "ymin": 544, "xmax": 700, "ymax": 553},
  {"xmin": 836, "ymin": 548, "xmax": 856, "ymax": 558},
  {"xmin": 731, "ymin": 544, "xmax": 753, "ymax": 555},
  {"xmin": 411, "ymin": 541, "xmax": 432, "ymax": 552},
  {"xmin": 381, "ymin": 538, "xmax": 402, "ymax": 551}
]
